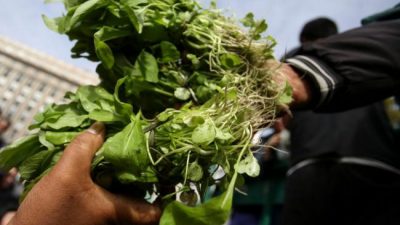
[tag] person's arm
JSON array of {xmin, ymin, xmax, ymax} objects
[
  {"xmin": 285, "ymin": 19, "xmax": 400, "ymax": 112},
  {"xmin": 8, "ymin": 122, "xmax": 160, "ymax": 225}
]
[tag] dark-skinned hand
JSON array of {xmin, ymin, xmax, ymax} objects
[{"xmin": 8, "ymin": 122, "xmax": 161, "ymax": 225}]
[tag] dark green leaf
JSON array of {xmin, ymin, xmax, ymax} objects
[
  {"xmin": 0, "ymin": 135, "xmax": 42, "ymax": 171},
  {"xmin": 101, "ymin": 113, "xmax": 149, "ymax": 174},
  {"xmin": 134, "ymin": 51, "xmax": 159, "ymax": 83},
  {"xmin": 160, "ymin": 189, "xmax": 233, "ymax": 225},
  {"xmin": 76, "ymin": 86, "xmax": 113, "ymax": 112},
  {"xmin": 186, "ymin": 161, "xmax": 203, "ymax": 182},
  {"xmin": 117, "ymin": 166, "xmax": 158, "ymax": 183},
  {"xmin": 254, "ymin": 20, "xmax": 268, "ymax": 37},
  {"xmin": 192, "ymin": 119, "xmax": 216, "ymax": 144},
  {"xmin": 106, "ymin": 4, "xmax": 120, "ymax": 18},
  {"xmin": 219, "ymin": 53, "xmax": 243, "ymax": 69},
  {"xmin": 159, "ymin": 41, "xmax": 180, "ymax": 63},
  {"xmin": 240, "ymin": 13, "xmax": 255, "ymax": 27},
  {"xmin": 113, "ymin": 77, "xmax": 134, "ymax": 121},
  {"xmin": 122, "ymin": 3, "xmax": 144, "ymax": 33},
  {"xmin": 19, "ymin": 149, "xmax": 57, "ymax": 180},
  {"xmin": 94, "ymin": 26, "xmax": 131, "ymax": 42},
  {"xmin": 68, "ymin": 0, "xmax": 108, "ymax": 30},
  {"xmin": 94, "ymin": 37, "xmax": 115, "ymax": 69}
]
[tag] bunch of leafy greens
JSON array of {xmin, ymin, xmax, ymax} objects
[{"xmin": 0, "ymin": 0, "xmax": 291, "ymax": 224}]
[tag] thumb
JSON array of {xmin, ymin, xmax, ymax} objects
[{"xmin": 54, "ymin": 122, "xmax": 105, "ymax": 177}]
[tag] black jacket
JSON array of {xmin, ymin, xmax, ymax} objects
[
  {"xmin": 285, "ymin": 17, "xmax": 400, "ymax": 168},
  {"xmin": 287, "ymin": 19, "xmax": 400, "ymax": 112}
]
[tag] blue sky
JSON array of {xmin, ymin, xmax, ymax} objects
[{"xmin": 0, "ymin": 0, "xmax": 398, "ymax": 72}]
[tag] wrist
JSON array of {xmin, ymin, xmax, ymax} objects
[{"xmin": 282, "ymin": 64, "xmax": 314, "ymax": 109}]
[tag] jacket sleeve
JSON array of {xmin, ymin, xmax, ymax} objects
[{"xmin": 286, "ymin": 19, "xmax": 400, "ymax": 112}]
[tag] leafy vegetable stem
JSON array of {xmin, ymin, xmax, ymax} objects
[
  {"xmin": 222, "ymin": 131, "xmax": 251, "ymax": 208},
  {"xmin": 143, "ymin": 121, "xmax": 162, "ymax": 133},
  {"xmin": 174, "ymin": 139, "xmax": 213, "ymax": 156},
  {"xmin": 158, "ymin": 80, "xmax": 179, "ymax": 89},
  {"xmin": 183, "ymin": 150, "xmax": 191, "ymax": 185},
  {"xmin": 145, "ymin": 132, "xmax": 155, "ymax": 165},
  {"xmin": 152, "ymin": 87, "xmax": 175, "ymax": 97},
  {"xmin": 161, "ymin": 186, "xmax": 190, "ymax": 201},
  {"xmin": 192, "ymin": 146, "xmax": 213, "ymax": 156},
  {"xmin": 154, "ymin": 146, "xmax": 192, "ymax": 165}
]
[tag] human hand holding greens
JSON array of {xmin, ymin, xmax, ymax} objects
[{"xmin": 8, "ymin": 122, "xmax": 160, "ymax": 225}]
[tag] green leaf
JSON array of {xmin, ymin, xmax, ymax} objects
[
  {"xmin": 152, "ymin": 10, "xmax": 170, "ymax": 26},
  {"xmin": 278, "ymin": 81, "xmax": 293, "ymax": 105},
  {"xmin": 240, "ymin": 13, "xmax": 268, "ymax": 40},
  {"xmin": 68, "ymin": 0, "xmax": 108, "ymax": 30},
  {"xmin": 120, "ymin": 0, "xmax": 148, "ymax": 7},
  {"xmin": 106, "ymin": 3, "xmax": 120, "ymax": 18},
  {"xmin": 122, "ymin": 3, "xmax": 144, "ymax": 33},
  {"xmin": 254, "ymin": 20, "xmax": 268, "ymax": 38},
  {"xmin": 183, "ymin": 114, "xmax": 205, "ymax": 127},
  {"xmin": 94, "ymin": 26, "xmax": 131, "ymax": 42},
  {"xmin": 219, "ymin": 53, "xmax": 243, "ymax": 69},
  {"xmin": 160, "ymin": 174, "xmax": 236, "ymax": 225},
  {"xmin": 134, "ymin": 51, "xmax": 159, "ymax": 83},
  {"xmin": 160, "ymin": 193, "xmax": 231, "ymax": 225},
  {"xmin": 45, "ymin": 131, "xmax": 80, "ymax": 145},
  {"xmin": 186, "ymin": 161, "xmax": 203, "ymax": 182},
  {"xmin": 234, "ymin": 153, "xmax": 260, "ymax": 177},
  {"xmin": 116, "ymin": 166, "xmax": 158, "ymax": 183},
  {"xmin": 101, "ymin": 113, "xmax": 149, "ymax": 174},
  {"xmin": 159, "ymin": 41, "xmax": 180, "ymax": 63},
  {"xmin": 94, "ymin": 37, "xmax": 114, "ymax": 69},
  {"xmin": 114, "ymin": 77, "xmax": 134, "ymax": 121},
  {"xmin": 192, "ymin": 119, "xmax": 216, "ymax": 144},
  {"xmin": 76, "ymin": 85, "xmax": 114, "ymax": 113},
  {"xmin": 240, "ymin": 13, "xmax": 255, "ymax": 27},
  {"xmin": 225, "ymin": 89, "xmax": 237, "ymax": 101},
  {"xmin": 0, "ymin": 135, "xmax": 42, "ymax": 171},
  {"xmin": 157, "ymin": 108, "xmax": 178, "ymax": 122},
  {"xmin": 174, "ymin": 87, "xmax": 191, "ymax": 100},
  {"xmin": 92, "ymin": 20, "xmax": 133, "ymax": 69},
  {"xmin": 42, "ymin": 15, "xmax": 60, "ymax": 33},
  {"xmin": 186, "ymin": 54, "xmax": 200, "ymax": 68},
  {"xmin": 89, "ymin": 110, "xmax": 123, "ymax": 122},
  {"xmin": 140, "ymin": 24, "xmax": 169, "ymax": 43},
  {"xmin": 215, "ymin": 129, "xmax": 233, "ymax": 141},
  {"xmin": 19, "ymin": 149, "xmax": 57, "ymax": 180},
  {"xmin": 39, "ymin": 133, "xmax": 55, "ymax": 150},
  {"xmin": 45, "ymin": 113, "xmax": 88, "ymax": 130}
]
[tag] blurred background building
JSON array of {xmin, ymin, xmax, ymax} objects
[{"xmin": 0, "ymin": 36, "xmax": 99, "ymax": 143}]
